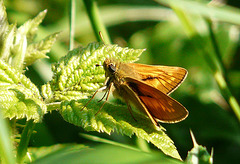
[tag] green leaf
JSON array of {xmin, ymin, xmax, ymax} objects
[
  {"xmin": 0, "ymin": 59, "xmax": 46, "ymax": 122},
  {"xmin": 0, "ymin": 0, "xmax": 8, "ymax": 40},
  {"xmin": 42, "ymin": 42, "xmax": 144, "ymax": 102},
  {"xmin": 26, "ymin": 144, "xmax": 88, "ymax": 163},
  {"xmin": 17, "ymin": 9, "xmax": 47, "ymax": 42},
  {"xmin": 24, "ymin": 32, "xmax": 59, "ymax": 66},
  {"xmin": 30, "ymin": 143, "xmax": 182, "ymax": 164},
  {"xmin": 0, "ymin": 24, "xmax": 16, "ymax": 61},
  {"xmin": 11, "ymin": 34, "xmax": 27, "ymax": 71},
  {"xmin": 0, "ymin": 0, "xmax": 13, "ymax": 62},
  {"xmin": 60, "ymin": 99, "xmax": 181, "ymax": 160},
  {"xmin": 11, "ymin": 10, "xmax": 47, "ymax": 70}
]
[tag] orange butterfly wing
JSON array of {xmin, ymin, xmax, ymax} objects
[
  {"xmin": 123, "ymin": 77, "xmax": 188, "ymax": 124},
  {"xmin": 127, "ymin": 63, "xmax": 187, "ymax": 95}
]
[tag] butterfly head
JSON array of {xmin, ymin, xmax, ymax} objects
[{"xmin": 103, "ymin": 58, "xmax": 119, "ymax": 77}]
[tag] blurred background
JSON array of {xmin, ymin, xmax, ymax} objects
[{"xmin": 5, "ymin": 0, "xmax": 240, "ymax": 163}]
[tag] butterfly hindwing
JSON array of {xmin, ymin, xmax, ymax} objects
[{"xmin": 124, "ymin": 77, "xmax": 189, "ymax": 123}]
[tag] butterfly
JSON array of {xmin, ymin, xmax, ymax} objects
[{"xmin": 83, "ymin": 58, "xmax": 188, "ymax": 127}]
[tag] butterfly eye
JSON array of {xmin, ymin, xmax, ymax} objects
[{"xmin": 109, "ymin": 63, "xmax": 116, "ymax": 73}]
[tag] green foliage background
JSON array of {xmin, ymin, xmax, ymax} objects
[{"xmin": 1, "ymin": 0, "xmax": 240, "ymax": 163}]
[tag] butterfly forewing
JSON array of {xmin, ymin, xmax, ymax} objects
[
  {"xmin": 125, "ymin": 77, "xmax": 188, "ymax": 123},
  {"xmin": 127, "ymin": 63, "xmax": 187, "ymax": 95}
]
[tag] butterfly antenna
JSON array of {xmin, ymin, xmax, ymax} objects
[{"xmin": 99, "ymin": 31, "xmax": 106, "ymax": 44}]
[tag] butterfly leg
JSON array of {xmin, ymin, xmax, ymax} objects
[
  {"xmin": 81, "ymin": 85, "xmax": 107, "ymax": 111},
  {"xmin": 95, "ymin": 82, "xmax": 114, "ymax": 116},
  {"xmin": 81, "ymin": 77, "xmax": 110, "ymax": 111},
  {"xmin": 125, "ymin": 101, "xmax": 137, "ymax": 122},
  {"xmin": 97, "ymin": 77, "xmax": 111, "ymax": 102},
  {"xmin": 97, "ymin": 89, "xmax": 108, "ymax": 102}
]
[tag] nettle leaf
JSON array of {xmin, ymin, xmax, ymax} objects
[
  {"xmin": 0, "ymin": 0, "xmax": 15, "ymax": 62},
  {"xmin": 0, "ymin": 0, "xmax": 8, "ymax": 39},
  {"xmin": 0, "ymin": 7, "xmax": 51, "ymax": 69},
  {"xmin": 0, "ymin": 24, "xmax": 15, "ymax": 61},
  {"xmin": 11, "ymin": 34, "xmax": 27, "ymax": 71},
  {"xmin": 10, "ymin": 10, "xmax": 47, "ymax": 70},
  {"xmin": 24, "ymin": 32, "xmax": 59, "ymax": 67},
  {"xmin": 60, "ymin": 99, "xmax": 181, "ymax": 160},
  {"xmin": 17, "ymin": 9, "xmax": 47, "ymax": 42},
  {"xmin": 0, "ymin": 59, "xmax": 47, "ymax": 122},
  {"xmin": 42, "ymin": 42, "xmax": 144, "ymax": 102}
]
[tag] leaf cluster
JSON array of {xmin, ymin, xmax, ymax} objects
[{"xmin": 0, "ymin": 1, "xmax": 58, "ymax": 123}]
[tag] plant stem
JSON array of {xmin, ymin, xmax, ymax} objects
[
  {"xmin": 207, "ymin": 21, "xmax": 226, "ymax": 76},
  {"xmin": 17, "ymin": 120, "xmax": 35, "ymax": 163},
  {"xmin": 69, "ymin": 0, "xmax": 76, "ymax": 50},
  {"xmin": 214, "ymin": 72, "xmax": 240, "ymax": 121},
  {"xmin": 0, "ymin": 114, "xmax": 15, "ymax": 164},
  {"xmin": 83, "ymin": 0, "xmax": 111, "ymax": 44},
  {"xmin": 207, "ymin": 22, "xmax": 240, "ymax": 121}
]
